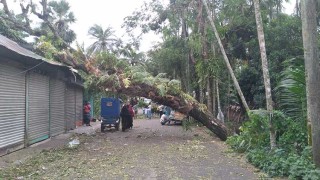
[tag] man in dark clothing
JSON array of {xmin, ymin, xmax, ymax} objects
[
  {"xmin": 120, "ymin": 103, "xmax": 131, "ymax": 131},
  {"xmin": 128, "ymin": 104, "xmax": 135, "ymax": 129}
]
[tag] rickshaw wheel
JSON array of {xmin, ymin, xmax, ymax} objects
[{"xmin": 101, "ymin": 125, "xmax": 105, "ymax": 132}]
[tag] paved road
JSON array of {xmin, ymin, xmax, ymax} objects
[{"xmin": 0, "ymin": 118, "xmax": 263, "ymax": 179}]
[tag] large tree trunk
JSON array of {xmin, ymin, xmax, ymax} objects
[
  {"xmin": 253, "ymin": 0, "xmax": 276, "ymax": 149},
  {"xmin": 210, "ymin": 0, "xmax": 217, "ymax": 116},
  {"xmin": 202, "ymin": 0, "xmax": 250, "ymax": 113},
  {"xmin": 200, "ymin": 84, "xmax": 204, "ymax": 104},
  {"xmin": 301, "ymin": 0, "xmax": 320, "ymax": 167},
  {"xmin": 117, "ymin": 82, "xmax": 228, "ymax": 141},
  {"xmin": 207, "ymin": 78, "xmax": 213, "ymax": 113},
  {"xmin": 212, "ymin": 77, "xmax": 216, "ymax": 116},
  {"xmin": 81, "ymin": 60, "xmax": 229, "ymax": 141},
  {"xmin": 198, "ymin": 0, "xmax": 212, "ymax": 113}
]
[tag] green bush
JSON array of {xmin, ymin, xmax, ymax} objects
[
  {"xmin": 227, "ymin": 110, "xmax": 320, "ymax": 179},
  {"xmin": 226, "ymin": 110, "xmax": 270, "ymax": 152},
  {"xmin": 245, "ymin": 147, "xmax": 320, "ymax": 179},
  {"xmin": 137, "ymin": 100, "xmax": 148, "ymax": 108}
]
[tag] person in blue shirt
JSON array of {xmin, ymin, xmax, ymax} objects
[{"xmin": 164, "ymin": 106, "xmax": 171, "ymax": 116}]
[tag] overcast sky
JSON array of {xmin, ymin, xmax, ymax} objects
[
  {"xmin": 67, "ymin": 0, "xmax": 166, "ymax": 52},
  {"xmin": 67, "ymin": 0, "xmax": 295, "ymax": 52},
  {"xmin": 7, "ymin": 0, "xmax": 295, "ymax": 52}
]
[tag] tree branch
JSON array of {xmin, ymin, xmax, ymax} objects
[
  {"xmin": 0, "ymin": 0, "xmax": 12, "ymax": 18},
  {"xmin": 19, "ymin": 3, "xmax": 31, "ymax": 28}
]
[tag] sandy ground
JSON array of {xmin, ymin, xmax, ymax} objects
[{"xmin": 0, "ymin": 117, "xmax": 266, "ymax": 179}]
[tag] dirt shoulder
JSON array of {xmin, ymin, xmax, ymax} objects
[{"xmin": 0, "ymin": 118, "xmax": 266, "ymax": 179}]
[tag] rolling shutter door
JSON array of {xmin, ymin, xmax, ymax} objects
[
  {"xmin": 50, "ymin": 79, "xmax": 65, "ymax": 136},
  {"xmin": 65, "ymin": 86, "xmax": 76, "ymax": 130},
  {"xmin": 75, "ymin": 88, "xmax": 83, "ymax": 123},
  {"xmin": 27, "ymin": 72, "xmax": 49, "ymax": 145},
  {"xmin": 0, "ymin": 63, "xmax": 25, "ymax": 154}
]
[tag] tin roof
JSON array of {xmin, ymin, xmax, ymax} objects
[
  {"xmin": 0, "ymin": 34, "xmax": 84, "ymax": 86},
  {"xmin": 0, "ymin": 34, "xmax": 65, "ymax": 67}
]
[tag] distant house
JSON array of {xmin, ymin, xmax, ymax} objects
[{"xmin": 0, "ymin": 34, "xmax": 84, "ymax": 156}]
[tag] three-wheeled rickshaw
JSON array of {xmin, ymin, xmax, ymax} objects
[{"xmin": 100, "ymin": 97, "xmax": 121, "ymax": 132}]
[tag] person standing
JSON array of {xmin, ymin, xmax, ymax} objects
[
  {"xmin": 128, "ymin": 103, "xmax": 135, "ymax": 129},
  {"xmin": 83, "ymin": 101, "xmax": 91, "ymax": 126},
  {"xmin": 120, "ymin": 103, "xmax": 131, "ymax": 131},
  {"xmin": 147, "ymin": 103, "xmax": 152, "ymax": 119},
  {"xmin": 164, "ymin": 106, "xmax": 171, "ymax": 116},
  {"xmin": 158, "ymin": 105, "xmax": 164, "ymax": 118}
]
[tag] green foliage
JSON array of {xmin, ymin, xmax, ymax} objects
[
  {"xmin": 227, "ymin": 110, "xmax": 270, "ymax": 152},
  {"xmin": 156, "ymin": 84, "xmax": 167, "ymax": 96},
  {"xmin": 94, "ymin": 52, "xmax": 119, "ymax": 70},
  {"xmin": 237, "ymin": 66, "xmax": 265, "ymax": 108},
  {"xmin": 137, "ymin": 99, "xmax": 148, "ymax": 108},
  {"xmin": 47, "ymin": 0, "xmax": 76, "ymax": 44},
  {"xmin": 87, "ymin": 24, "xmax": 118, "ymax": 55},
  {"xmin": 188, "ymin": 34, "xmax": 202, "ymax": 56},
  {"xmin": 227, "ymin": 110, "xmax": 317, "ymax": 178},
  {"xmin": 84, "ymin": 74, "xmax": 99, "ymax": 92},
  {"xmin": 132, "ymin": 71, "xmax": 154, "ymax": 86},
  {"xmin": 0, "ymin": 14, "xmax": 25, "ymax": 43},
  {"xmin": 146, "ymin": 37, "xmax": 188, "ymax": 90},
  {"xmin": 276, "ymin": 58, "xmax": 306, "ymax": 122},
  {"xmin": 195, "ymin": 57, "xmax": 223, "ymax": 85},
  {"xmin": 167, "ymin": 79, "xmax": 181, "ymax": 94},
  {"xmin": 182, "ymin": 118, "xmax": 197, "ymax": 131},
  {"xmin": 35, "ymin": 36, "xmax": 58, "ymax": 60},
  {"xmin": 246, "ymin": 147, "xmax": 320, "ymax": 179}
]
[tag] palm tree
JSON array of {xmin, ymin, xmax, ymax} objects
[
  {"xmin": 202, "ymin": 0, "xmax": 250, "ymax": 113},
  {"xmin": 87, "ymin": 24, "xmax": 118, "ymax": 55},
  {"xmin": 48, "ymin": 0, "xmax": 77, "ymax": 44},
  {"xmin": 253, "ymin": 0, "xmax": 276, "ymax": 149},
  {"xmin": 277, "ymin": 59, "xmax": 306, "ymax": 122},
  {"xmin": 119, "ymin": 45, "xmax": 145, "ymax": 66}
]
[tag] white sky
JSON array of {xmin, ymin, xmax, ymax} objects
[
  {"xmin": 6, "ymin": 0, "xmax": 296, "ymax": 52},
  {"xmin": 283, "ymin": 0, "xmax": 296, "ymax": 14},
  {"xmin": 67, "ymin": 0, "xmax": 165, "ymax": 52}
]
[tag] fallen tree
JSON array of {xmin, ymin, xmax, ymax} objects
[
  {"xmin": 122, "ymin": 83, "xmax": 228, "ymax": 140},
  {"xmin": 0, "ymin": 0, "xmax": 228, "ymax": 141},
  {"xmin": 84, "ymin": 62, "xmax": 228, "ymax": 140}
]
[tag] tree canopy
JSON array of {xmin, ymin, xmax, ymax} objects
[{"xmin": 1, "ymin": 0, "xmax": 320, "ymax": 177}]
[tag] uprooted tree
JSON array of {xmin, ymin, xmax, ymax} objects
[
  {"xmin": 86, "ymin": 58, "xmax": 228, "ymax": 140},
  {"xmin": 0, "ymin": 0, "xmax": 228, "ymax": 140}
]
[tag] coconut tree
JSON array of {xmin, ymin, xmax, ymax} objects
[
  {"xmin": 253, "ymin": 0, "xmax": 276, "ymax": 149},
  {"xmin": 277, "ymin": 59, "xmax": 306, "ymax": 122},
  {"xmin": 47, "ymin": 0, "xmax": 77, "ymax": 44},
  {"xmin": 87, "ymin": 24, "xmax": 118, "ymax": 56},
  {"xmin": 119, "ymin": 45, "xmax": 146, "ymax": 66},
  {"xmin": 202, "ymin": 0, "xmax": 250, "ymax": 113}
]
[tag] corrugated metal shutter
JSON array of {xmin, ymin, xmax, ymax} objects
[
  {"xmin": 0, "ymin": 63, "xmax": 25, "ymax": 154},
  {"xmin": 50, "ymin": 79, "xmax": 65, "ymax": 136},
  {"xmin": 27, "ymin": 72, "xmax": 49, "ymax": 145},
  {"xmin": 75, "ymin": 88, "xmax": 83, "ymax": 123},
  {"xmin": 65, "ymin": 86, "xmax": 76, "ymax": 130}
]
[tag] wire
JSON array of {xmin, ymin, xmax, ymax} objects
[{"xmin": 5, "ymin": 61, "xmax": 46, "ymax": 77}]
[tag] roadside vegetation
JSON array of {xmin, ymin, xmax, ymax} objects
[{"xmin": 0, "ymin": 0, "xmax": 319, "ymax": 178}]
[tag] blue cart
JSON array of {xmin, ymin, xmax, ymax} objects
[{"xmin": 100, "ymin": 97, "xmax": 121, "ymax": 132}]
